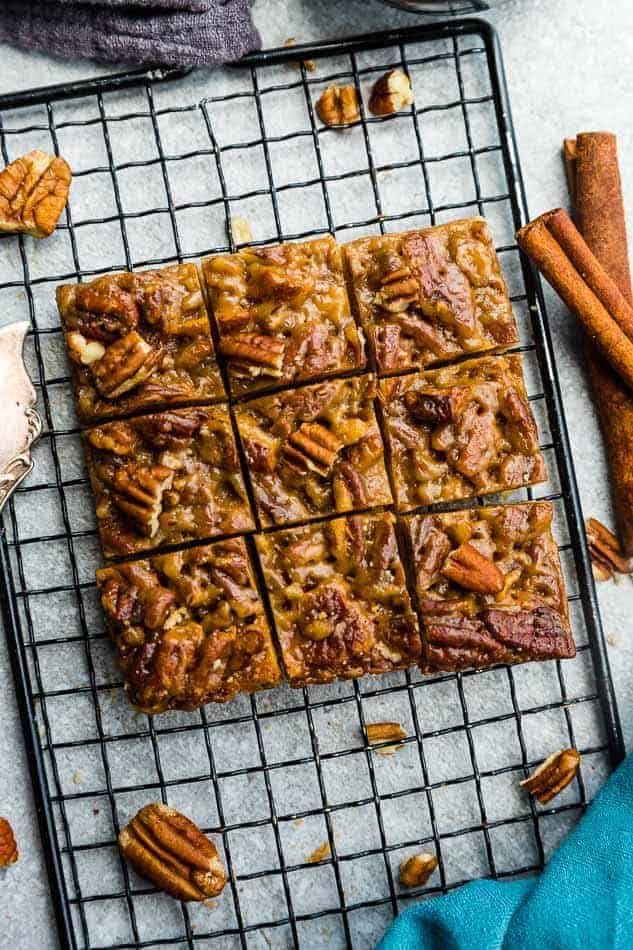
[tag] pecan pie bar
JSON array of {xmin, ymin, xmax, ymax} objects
[
  {"xmin": 234, "ymin": 375, "xmax": 392, "ymax": 527},
  {"xmin": 85, "ymin": 407, "xmax": 254, "ymax": 558},
  {"xmin": 256, "ymin": 512, "xmax": 421, "ymax": 685},
  {"xmin": 380, "ymin": 355, "xmax": 546, "ymax": 510},
  {"xmin": 57, "ymin": 263, "xmax": 224, "ymax": 423},
  {"xmin": 343, "ymin": 218, "xmax": 518, "ymax": 375},
  {"xmin": 96, "ymin": 538, "xmax": 281, "ymax": 713},
  {"xmin": 403, "ymin": 501, "xmax": 575, "ymax": 673},
  {"xmin": 202, "ymin": 236, "xmax": 365, "ymax": 396}
]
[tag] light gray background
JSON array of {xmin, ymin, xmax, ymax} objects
[{"xmin": 1, "ymin": 0, "xmax": 632, "ymax": 947}]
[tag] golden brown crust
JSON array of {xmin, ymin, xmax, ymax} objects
[
  {"xmin": 85, "ymin": 407, "xmax": 254, "ymax": 558},
  {"xmin": 256, "ymin": 512, "xmax": 421, "ymax": 686},
  {"xmin": 403, "ymin": 501, "xmax": 575, "ymax": 673},
  {"xmin": 380, "ymin": 355, "xmax": 546, "ymax": 510},
  {"xmin": 0, "ymin": 149, "xmax": 71, "ymax": 238},
  {"xmin": 235, "ymin": 375, "xmax": 392, "ymax": 527},
  {"xmin": 96, "ymin": 538, "xmax": 280, "ymax": 713},
  {"xmin": 202, "ymin": 236, "xmax": 365, "ymax": 396},
  {"xmin": 343, "ymin": 218, "xmax": 518, "ymax": 375},
  {"xmin": 57, "ymin": 263, "xmax": 224, "ymax": 423}
]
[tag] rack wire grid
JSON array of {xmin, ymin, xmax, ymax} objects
[{"xmin": 0, "ymin": 19, "xmax": 625, "ymax": 950}]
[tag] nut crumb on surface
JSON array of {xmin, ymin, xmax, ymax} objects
[
  {"xmin": 307, "ymin": 841, "xmax": 331, "ymax": 864},
  {"xmin": 73, "ymin": 770, "xmax": 83, "ymax": 785},
  {"xmin": 399, "ymin": 852, "xmax": 437, "ymax": 888},
  {"xmin": 607, "ymin": 634, "xmax": 618, "ymax": 647}
]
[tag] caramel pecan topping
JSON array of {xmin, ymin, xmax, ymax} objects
[
  {"xmin": 520, "ymin": 748, "xmax": 580, "ymax": 804},
  {"xmin": 0, "ymin": 149, "xmax": 71, "ymax": 238},
  {"xmin": 119, "ymin": 804, "xmax": 226, "ymax": 902}
]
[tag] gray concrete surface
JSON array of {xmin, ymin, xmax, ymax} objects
[{"xmin": 1, "ymin": 0, "xmax": 632, "ymax": 947}]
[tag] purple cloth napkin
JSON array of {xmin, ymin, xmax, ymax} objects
[
  {"xmin": 0, "ymin": 0, "xmax": 260, "ymax": 67},
  {"xmin": 54, "ymin": 0, "xmax": 211, "ymax": 9}
]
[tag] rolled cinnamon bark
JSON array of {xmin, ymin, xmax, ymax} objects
[
  {"xmin": 516, "ymin": 208, "xmax": 633, "ymax": 392},
  {"xmin": 565, "ymin": 132, "xmax": 633, "ymax": 555}
]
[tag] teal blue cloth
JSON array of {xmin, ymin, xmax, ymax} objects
[{"xmin": 379, "ymin": 752, "xmax": 633, "ymax": 950}]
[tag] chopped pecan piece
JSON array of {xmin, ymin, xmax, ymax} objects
[
  {"xmin": 366, "ymin": 721, "xmax": 407, "ymax": 755},
  {"xmin": 520, "ymin": 748, "xmax": 580, "ymax": 804},
  {"xmin": 66, "ymin": 332, "xmax": 106, "ymax": 366},
  {"xmin": 0, "ymin": 818, "xmax": 18, "ymax": 867},
  {"xmin": 119, "ymin": 804, "xmax": 226, "ymax": 902},
  {"xmin": 0, "ymin": 149, "xmax": 71, "ymax": 238},
  {"xmin": 92, "ymin": 331, "xmax": 161, "ymax": 398},
  {"xmin": 316, "ymin": 84, "xmax": 360, "ymax": 126},
  {"xmin": 369, "ymin": 69, "xmax": 414, "ymax": 116},
  {"xmin": 307, "ymin": 841, "xmax": 331, "ymax": 863},
  {"xmin": 441, "ymin": 542, "xmax": 505, "ymax": 595},
  {"xmin": 399, "ymin": 853, "xmax": 437, "ymax": 889}
]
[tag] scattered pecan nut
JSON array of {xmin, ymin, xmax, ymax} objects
[
  {"xmin": 399, "ymin": 852, "xmax": 437, "ymax": 888},
  {"xmin": 520, "ymin": 748, "xmax": 580, "ymax": 804},
  {"xmin": 316, "ymin": 84, "xmax": 361, "ymax": 126},
  {"xmin": 366, "ymin": 721, "xmax": 407, "ymax": 755},
  {"xmin": 441, "ymin": 542, "xmax": 505, "ymax": 595},
  {"xmin": 0, "ymin": 818, "xmax": 18, "ymax": 867},
  {"xmin": 118, "ymin": 803, "xmax": 227, "ymax": 902},
  {"xmin": 369, "ymin": 69, "xmax": 414, "ymax": 116},
  {"xmin": 283, "ymin": 37, "xmax": 316, "ymax": 72},
  {"xmin": 586, "ymin": 517, "xmax": 632, "ymax": 582},
  {"xmin": 0, "ymin": 149, "xmax": 72, "ymax": 238}
]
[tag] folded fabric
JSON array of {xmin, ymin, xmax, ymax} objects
[
  {"xmin": 379, "ymin": 751, "xmax": 633, "ymax": 950},
  {"xmin": 0, "ymin": 0, "xmax": 260, "ymax": 67},
  {"xmin": 53, "ymin": 0, "xmax": 211, "ymax": 10}
]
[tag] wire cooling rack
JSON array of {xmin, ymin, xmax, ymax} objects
[{"xmin": 0, "ymin": 19, "xmax": 625, "ymax": 950}]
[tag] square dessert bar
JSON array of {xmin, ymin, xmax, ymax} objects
[
  {"xmin": 96, "ymin": 537, "xmax": 281, "ymax": 713},
  {"xmin": 202, "ymin": 235, "xmax": 365, "ymax": 396},
  {"xmin": 380, "ymin": 355, "xmax": 546, "ymax": 511},
  {"xmin": 85, "ymin": 406, "xmax": 255, "ymax": 558},
  {"xmin": 57, "ymin": 263, "xmax": 224, "ymax": 423},
  {"xmin": 343, "ymin": 218, "xmax": 518, "ymax": 375},
  {"xmin": 235, "ymin": 374, "xmax": 392, "ymax": 527},
  {"xmin": 403, "ymin": 501, "xmax": 575, "ymax": 674},
  {"xmin": 256, "ymin": 512, "xmax": 421, "ymax": 686}
]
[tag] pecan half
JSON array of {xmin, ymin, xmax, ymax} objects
[
  {"xmin": 366, "ymin": 721, "xmax": 407, "ymax": 755},
  {"xmin": 399, "ymin": 853, "xmax": 437, "ymax": 888},
  {"xmin": 375, "ymin": 272, "xmax": 419, "ymax": 312},
  {"xmin": 284, "ymin": 422, "xmax": 343, "ymax": 476},
  {"xmin": 441, "ymin": 542, "xmax": 504, "ymax": 594},
  {"xmin": 110, "ymin": 464, "xmax": 174, "ymax": 537},
  {"xmin": 92, "ymin": 331, "xmax": 161, "ymax": 398},
  {"xmin": 119, "ymin": 803, "xmax": 226, "ymax": 902},
  {"xmin": 0, "ymin": 149, "xmax": 71, "ymax": 238},
  {"xmin": 0, "ymin": 817, "xmax": 18, "ymax": 867},
  {"xmin": 520, "ymin": 748, "xmax": 580, "ymax": 804},
  {"xmin": 369, "ymin": 69, "xmax": 414, "ymax": 116},
  {"xmin": 316, "ymin": 84, "xmax": 360, "ymax": 126},
  {"xmin": 219, "ymin": 332, "xmax": 285, "ymax": 378},
  {"xmin": 585, "ymin": 517, "xmax": 632, "ymax": 582},
  {"xmin": 71, "ymin": 283, "xmax": 139, "ymax": 341}
]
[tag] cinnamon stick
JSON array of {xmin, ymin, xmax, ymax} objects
[
  {"xmin": 516, "ymin": 208, "xmax": 633, "ymax": 392},
  {"xmin": 565, "ymin": 132, "xmax": 633, "ymax": 555}
]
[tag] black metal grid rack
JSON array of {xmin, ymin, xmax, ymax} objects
[{"xmin": 0, "ymin": 20, "xmax": 624, "ymax": 950}]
